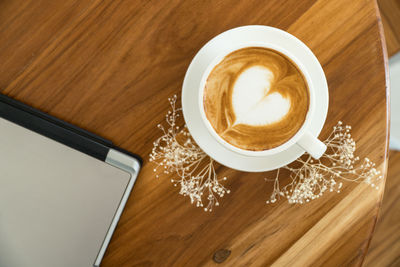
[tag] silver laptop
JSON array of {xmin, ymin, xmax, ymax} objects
[{"xmin": 0, "ymin": 95, "xmax": 141, "ymax": 267}]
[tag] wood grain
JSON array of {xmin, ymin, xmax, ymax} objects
[
  {"xmin": 378, "ymin": 0, "xmax": 400, "ymax": 56},
  {"xmin": 0, "ymin": 0, "xmax": 389, "ymax": 266},
  {"xmin": 364, "ymin": 151, "xmax": 400, "ymax": 267}
]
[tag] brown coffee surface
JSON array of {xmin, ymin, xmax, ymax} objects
[{"xmin": 203, "ymin": 47, "xmax": 310, "ymax": 151}]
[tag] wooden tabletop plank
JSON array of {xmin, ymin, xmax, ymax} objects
[{"xmin": 0, "ymin": 0, "xmax": 389, "ymax": 266}]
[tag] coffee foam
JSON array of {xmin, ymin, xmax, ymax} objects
[
  {"xmin": 203, "ymin": 47, "xmax": 309, "ymax": 151},
  {"xmin": 232, "ymin": 66, "xmax": 291, "ymax": 126}
]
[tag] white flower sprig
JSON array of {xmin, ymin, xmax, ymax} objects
[
  {"xmin": 266, "ymin": 121, "xmax": 383, "ymax": 204},
  {"xmin": 149, "ymin": 95, "xmax": 230, "ymax": 212}
]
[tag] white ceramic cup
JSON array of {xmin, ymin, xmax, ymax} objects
[{"xmin": 198, "ymin": 42, "xmax": 327, "ymax": 159}]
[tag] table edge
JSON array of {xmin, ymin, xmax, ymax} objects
[{"xmin": 361, "ymin": 0, "xmax": 391, "ymax": 264}]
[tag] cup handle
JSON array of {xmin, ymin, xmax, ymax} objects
[{"xmin": 297, "ymin": 131, "xmax": 327, "ymax": 159}]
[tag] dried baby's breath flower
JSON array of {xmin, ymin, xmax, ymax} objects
[
  {"xmin": 266, "ymin": 121, "xmax": 383, "ymax": 204},
  {"xmin": 150, "ymin": 95, "xmax": 229, "ymax": 212}
]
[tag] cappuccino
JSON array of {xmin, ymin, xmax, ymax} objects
[{"xmin": 203, "ymin": 47, "xmax": 310, "ymax": 151}]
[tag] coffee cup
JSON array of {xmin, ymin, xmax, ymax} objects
[{"xmin": 198, "ymin": 42, "xmax": 326, "ymax": 159}]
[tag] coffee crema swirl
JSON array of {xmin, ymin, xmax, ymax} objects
[{"xmin": 203, "ymin": 47, "xmax": 310, "ymax": 151}]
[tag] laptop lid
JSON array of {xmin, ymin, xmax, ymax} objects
[{"xmin": 0, "ymin": 95, "xmax": 141, "ymax": 267}]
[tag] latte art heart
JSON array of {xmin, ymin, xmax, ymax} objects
[
  {"xmin": 203, "ymin": 47, "xmax": 309, "ymax": 151},
  {"xmin": 232, "ymin": 66, "xmax": 291, "ymax": 126}
]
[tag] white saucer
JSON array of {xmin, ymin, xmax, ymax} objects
[{"xmin": 182, "ymin": 26, "xmax": 328, "ymax": 172}]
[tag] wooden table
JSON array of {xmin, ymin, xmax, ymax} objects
[{"xmin": 0, "ymin": 0, "xmax": 389, "ymax": 266}]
